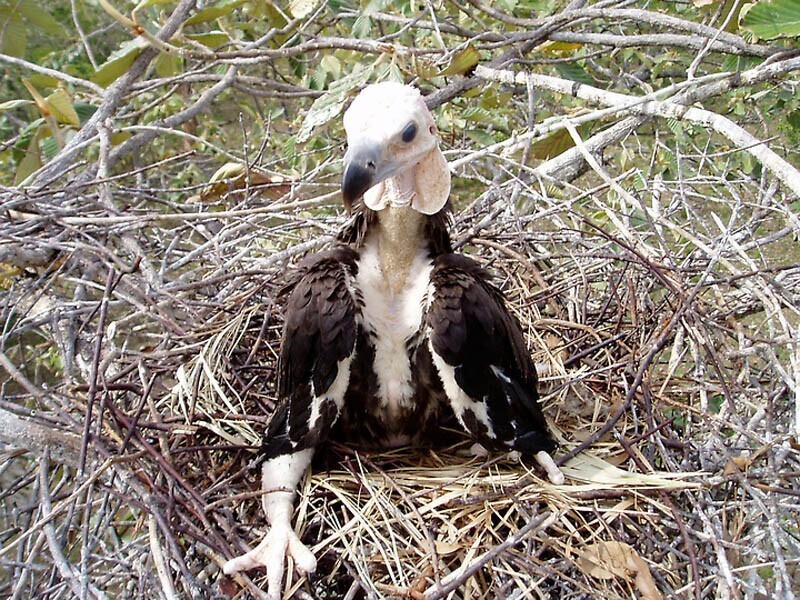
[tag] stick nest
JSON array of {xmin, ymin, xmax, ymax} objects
[{"xmin": 1, "ymin": 147, "xmax": 799, "ymax": 599}]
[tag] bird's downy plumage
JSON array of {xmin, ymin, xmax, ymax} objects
[{"xmin": 223, "ymin": 82, "xmax": 561, "ymax": 598}]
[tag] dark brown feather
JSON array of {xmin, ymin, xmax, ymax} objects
[
  {"xmin": 263, "ymin": 247, "xmax": 360, "ymax": 458},
  {"xmin": 427, "ymin": 253, "xmax": 555, "ymax": 454}
]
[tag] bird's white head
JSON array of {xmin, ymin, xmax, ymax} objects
[{"xmin": 342, "ymin": 82, "xmax": 451, "ymax": 215}]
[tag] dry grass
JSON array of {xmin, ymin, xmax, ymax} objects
[{"xmin": 1, "ymin": 133, "xmax": 799, "ymax": 599}]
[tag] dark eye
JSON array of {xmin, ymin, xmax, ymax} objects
[{"xmin": 401, "ymin": 122, "xmax": 417, "ymax": 143}]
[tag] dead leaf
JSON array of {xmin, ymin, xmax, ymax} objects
[
  {"xmin": 723, "ymin": 453, "xmax": 752, "ymax": 475},
  {"xmin": 198, "ymin": 162, "xmax": 291, "ymax": 203},
  {"xmin": 434, "ymin": 539, "xmax": 461, "ymax": 555},
  {"xmin": 578, "ymin": 541, "xmax": 663, "ymax": 600}
]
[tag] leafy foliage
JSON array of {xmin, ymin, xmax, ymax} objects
[{"xmin": 741, "ymin": 0, "xmax": 800, "ymax": 40}]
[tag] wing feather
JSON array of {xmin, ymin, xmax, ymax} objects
[
  {"xmin": 426, "ymin": 254, "xmax": 555, "ymax": 454},
  {"xmin": 263, "ymin": 247, "xmax": 359, "ymax": 459}
]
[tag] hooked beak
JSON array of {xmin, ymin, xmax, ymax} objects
[{"xmin": 342, "ymin": 142, "xmax": 395, "ymax": 211}]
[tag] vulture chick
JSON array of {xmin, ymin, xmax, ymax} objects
[{"xmin": 223, "ymin": 82, "xmax": 562, "ymax": 598}]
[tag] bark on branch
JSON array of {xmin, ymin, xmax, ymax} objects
[{"xmin": 476, "ymin": 59, "xmax": 800, "ymax": 197}]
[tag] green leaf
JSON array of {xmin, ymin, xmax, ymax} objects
[
  {"xmin": 15, "ymin": 130, "xmax": 43, "ymax": 184},
  {"xmin": 27, "ymin": 74, "xmax": 59, "ymax": 88},
  {"xmin": 0, "ymin": 99, "xmax": 33, "ymax": 112},
  {"xmin": 0, "ymin": 10, "xmax": 27, "ymax": 57},
  {"xmin": 45, "ymin": 89, "xmax": 80, "ymax": 126},
  {"xmin": 92, "ymin": 38, "xmax": 149, "ymax": 87},
  {"xmin": 40, "ymin": 134, "xmax": 59, "ymax": 160},
  {"xmin": 184, "ymin": 0, "xmax": 247, "ymax": 25},
  {"xmin": 465, "ymin": 128, "xmax": 496, "ymax": 147},
  {"xmin": 136, "ymin": 0, "xmax": 178, "ymax": 7},
  {"xmin": 320, "ymin": 55, "xmax": 342, "ymax": 79},
  {"xmin": 352, "ymin": 13, "xmax": 372, "ymax": 38},
  {"xmin": 741, "ymin": 0, "xmax": 800, "ymax": 39},
  {"xmin": 555, "ymin": 62, "xmax": 593, "ymax": 85},
  {"xmin": 184, "ymin": 31, "xmax": 231, "ymax": 48},
  {"xmin": 462, "ymin": 106, "xmax": 508, "ymax": 129},
  {"xmin": 288, "ymin": 0, "xmax": 320, "ymax": 18},
  {"xmin": 438, "ymin": 44, "xmax": 480, "ymax": 76},
  {"xmin": 155, "ymin": 52, "xmax": 183, "ymax": 78},
  {"xmin": 530, "ymin": 127, "xmax": 576, "ymax": 160},
  {"xmin": 297, "ymin": 65, "xmax": 374, "ymax": 142},
  {"xmin": 17, "ymin": 0, "xmax": 67, "ymax": 37},
  {"xmin": 74, "ymin": 103, "xmax": 99, "ymax": 125}
]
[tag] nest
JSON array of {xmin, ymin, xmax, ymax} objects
[{"xmin": 1, "ymin": 147, "xmax": 799, "ymax": 599}]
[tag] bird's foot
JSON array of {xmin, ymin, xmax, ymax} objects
[
  {"xmin": 469, "ymin": 442, "xmax": 489, "ymax": 458},
  {"xmin": 534, "ymin": 450, "xmax": 565, "ymax": 485},
  {"xmin": 223, "ymin": 523, "xmax": 317, "ymax": 600}
]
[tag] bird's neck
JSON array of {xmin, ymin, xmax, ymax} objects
[{"xmin": 373, "ymin": 177, "xmax": 426, "ymax": 293}]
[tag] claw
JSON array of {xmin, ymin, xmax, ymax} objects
[
  {"xmin": 223, "ymin": 523, "xmax": 316, "ymax": 599},
  {"xmin": 469, "ymin": 442, "xmax": 489, "ymax": 458}
]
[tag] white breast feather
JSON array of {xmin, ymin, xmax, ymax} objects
[{"xmin": 356, "ymin": 239, "xmax": 432, "ymax": 421}]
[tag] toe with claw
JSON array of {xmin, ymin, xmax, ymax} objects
[{"xmin": 223, "ymin": 523, "xmax": 316, "ymax": 600}]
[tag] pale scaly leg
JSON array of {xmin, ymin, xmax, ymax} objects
[
  {"xmin": 534, "ymin": 450, "xmax": 564, "ymax": 485},
  {"xmin": 223, "ymin": 448, "xmax": 316, "ymax": 599}
]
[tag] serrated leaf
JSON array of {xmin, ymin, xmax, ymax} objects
[
  {"xmin": 45, "ymin": 89, "xmax": 80, "ymax": 126},
  {"xmin": 631, "ymin": 170, "xmax": 647, "ymax": 192},
  {"xmin": 184, "ymin": 0, "xmax": 247, "ymax": 25},
  {"xmin": 465, "ymin": 128, "xmax": 495, "ymax": 147},
  {"xmin": 74, "ymin": 103, "xmax": 98, "ymax": 125},
  {"xmin": 92, "ymin": 38, "xmax": 149, "ymax": 87},
  {"xmin": 288, "ymin": 0, "xmax": 319, "ymax": 18},
  {"xmin": 0, "ymin": 10, "xmax": 27, "ymax": 57},
  {"xmin": 18, "ymin": 0, "xmax": 67, "ymax": 37},
  {"xmin": 352, "ymin": 13, "xmax": 372, "ymax": 38},
  {"xmin": 311, "ymin": 63, "xmax": 329, "ymax": 90},
  {"xmin": 438, "ymin": 44, "xmax": 480, "ymax": 76},
  {"xmin": 0, "ymin": 99, "xmax": 33, "ymax": 112},
  {"xmin": 185, "ymin": 31, "xmax": 230, "ymax": 48},
  {"xmin": 363, "ymin": 0, "xmax": 393, "ymax": 15},
  {"xmin": 386, "ymin": 62, "xmax": 404, "ymax": 82},
  {"xmin": 666, "ymin": 118, "xmax": 683, "ymax": 136},
  {"xmin": 297, "ymin": 65, "xmax": 374, "ymax": 142},
  {"xmin": 741, "ymin": 0, "xmax": 800, "ymax": 40},
  {"xmin": 721, "ymin": 54, "xmax": 760, "ymax": 71},
  {"xmin": 40, "ymin": 134, "xmax": 59, "ymax": 159}
]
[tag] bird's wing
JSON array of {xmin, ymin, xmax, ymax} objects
[
  {"xmin": 262, "ymin": 247, "xmax": 360, "ymax": 459},
  {"xmin": 425, "ymin": 253, "xmax": 556, "ymax": 455}
]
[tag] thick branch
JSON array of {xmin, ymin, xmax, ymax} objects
[
  {"xmin": 477, "ymin": 59, "xmax": 800, "ymax": 196},
  {"xmin": 0, "ymin": 407, "xmax": 83, "ymax": 467}
]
